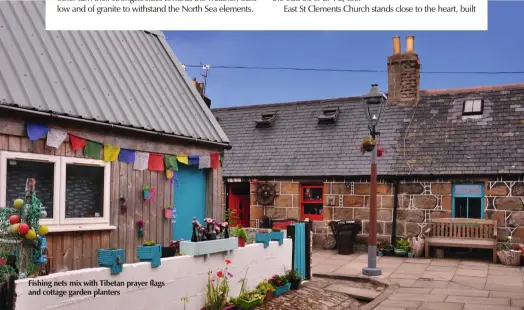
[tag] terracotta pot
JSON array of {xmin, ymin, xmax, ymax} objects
[{"xmin": 238, "ymin": 237, "xmax": 246, "ymax": 247}]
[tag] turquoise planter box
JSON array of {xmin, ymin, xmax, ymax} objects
[
  {"xmin": 270, "ymin": 231, "xmax": 284, "ymax": 245},
  {"xmin": 255, "ymin": 232, "xmax": 270, "ymax": 248},
  {"xmin": 180, "ymin": 238, "xmax": 238, "ymax": 258},
  {"xmin": 137, "ymin": 244, "xmax": 161, "ymax": 267},
  {"xmin": 98, "ymin": 249, "xmax": 125, "ymax": 274},
  {"xmin": 273, "ymin": 283, "xmax": 291, "ymax": 297}
]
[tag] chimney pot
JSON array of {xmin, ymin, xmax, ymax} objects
[
  {"xmin": 406, "ymin": 35, "xmax": 415, "ymax": 53},
  {"xmin": 393, "ymin": 36, "xmax": 401, "ymax": 55}
]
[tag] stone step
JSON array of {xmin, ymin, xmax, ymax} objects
[{"xmin": 323, "ymin": 284, "xmax": 380, "ymax": 301}]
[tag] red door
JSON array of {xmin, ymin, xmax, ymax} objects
[{"xmin": 228, "ymin": 187, "xmax": 250, "ymax": 227}]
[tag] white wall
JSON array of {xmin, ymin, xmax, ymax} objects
[{"xmin": 15, "ymin": 240, "xmax": 292, "ymax": 310}]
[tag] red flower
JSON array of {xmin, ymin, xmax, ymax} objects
[
  {"xmin": 276, "ymin": 279, "xmax": 281, "ymax": 284},
  {"xmin": 217, "ymin": 271, "xmax": 224, "ymax": 278},
  {"xmin": 225, "ymin": 260, "xmax": 231, "ymax": 265}
]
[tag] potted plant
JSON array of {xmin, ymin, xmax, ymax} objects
[
  {"xmin": 377, "ymin": 240, "xmax": 386, "ymax": 257},
  {"xmin": 202, "ymin": 260, "xmax": 233, "ymax": 310},
  {"xmin": 394, "ymin": 238, "xmax": 410, "ymax": 257},
  {"xmin": 256, "ymin": 280, "xmax": 275, "ymax": 302},
  {"xmin": 236, "ymin": 290, "xmax": 265, "ymax": 309},
  {"xmin": 498, "ymin": 236, "xmax": 521, "ymax": 266},
  {"xmin": 164, "ymin": 205, "xmax": 174, "ymax": 219},
  {"xmin": 360, "ymin": 136, "xmax": 376, "ymax": 154},
  {"xmin": 269, "ymin": 274, "xmax": 290, "ymax": 297},
  {"xmin": 137, "ymin": 240, "xmax": 161, "ymax": 267},
  {"xmin": 97, "ymin": 248, "xmax": 125, "ymax": 274},
  {"xmin": 383, "ymin": 244, "xmax": 394, "ymax": 256},
  {"xmin": 234, "ymin": 226, "xmax": 247, "ymax": 248},
  {"xmin": 285, "ymin": 269, "xmax": 302, "ymax": 290},
  {"xmin": 270, "ymin": 228, "xmax": 284, "ymax": 245},
  {"xmin": 162, "ymin": 239, "xmax": 181, "ymax": 258}
]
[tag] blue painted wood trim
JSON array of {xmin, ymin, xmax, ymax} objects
[{"xmin": 451, "ymin": 183, "xmax": 485, "ymax": 218}]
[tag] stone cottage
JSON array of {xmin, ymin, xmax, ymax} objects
[{"xmin": 212, "ymin": 36, "xmax": 524, "ymax": 248}]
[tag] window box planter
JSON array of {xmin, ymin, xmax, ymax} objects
[
  {"xmin": 161, "ymin": 247, "xmax": 177, "ymax": 258},
  {"xmin": 273, "ymin": 283, "xmax": 291, "ymax": 297},
  {"xmin": 98, "ymin": 249, "xmax": 125, "ymax": 274},
  {"xmin": 255, "ymin": 231, "xmax": 271, "ymax": 248},
  {"xmin": 236, "ymin": 295, "xmax": 264, "ymax": 309},
  {"xmin": 137, "ymin": 244, "xmax": 161, "ymax": 267},
  {"xmin": 180, "ymin": 237, "xmax": 238, "ymax": 258},
  {"xmin": 270, "ymin": 231, "xmax": 284, "ymax": 245}
]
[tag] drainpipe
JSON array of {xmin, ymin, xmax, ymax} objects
[{"xmin": 391, "ymin": 179, "xmax": 399, "ymax": 247}]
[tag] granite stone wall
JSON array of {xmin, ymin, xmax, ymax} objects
[{"xmin": 229, "ymin": 177, "xmax": 524, "ymax": 248}]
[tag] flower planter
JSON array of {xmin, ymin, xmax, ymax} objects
[
  {"xmin": 161, "ymin": 247, "xmax": 177, "ymax": 258},
  {"xmin": 238, "ymin": 237, "xmax": 246, "ymax": 248},
  {"xmin": 137, "ymin": 244, "xmax": 161, "ymax": 267},
  {"xmin": 270, "ymin": 231, "xmax": 284, "ymax": 245},
  {"xmin": 255, "ymin": 232, "xmax": 271, "ymax": 248},
  {"xmin": 98, "ymin": 249, "xmax": 125, "ymax": 274},
  {"xmin": 362, "ymin": 143, "xmax": 375, "ymax": 152},
  {"xmin": 498, "ymin": 250, "xmax": 521, "ymax": 266},
  {"xmin": 179, "ymin": 238, "xmax": 238, "ymax": 257},
  {"xmin": 222, "ymin": 305, "xmax": 239, "ymax": 310},
  {"xmin": 273, "ymin": 283, "xmax": 291, "ymax": 297},
  {"xmin": 377, "ymin": 251, "xmax": 383, "ymax": 257},
  {"xmin": 265, "ymin": 291, "xmax": 274, "ymax": 302},
  {"xmin": 236, "ymin": 295, "xmax": 264, "ymax": 309},
  {"xmin": 164, "ymin": 209, "xmax": 173, "ymax": 219},
  {"xmin": 290, "ymin": 278, "xmax": 302, "ymax": 290},
  {"xmin": 394, "ymin": 248, "xmax": 408, "ymax": 257},
  {"xmin": 383, "ymin": 248, "xmax": 394, "ymax": 256},
  {"xmin": 408, "ymin": 252, "xmax": 414, "ymax": 258}
]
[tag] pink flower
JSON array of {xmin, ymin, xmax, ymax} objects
[
  {"xmin": 222, "ymin": 222, "xmax": 228, "ymax": 227},
  {"xmin": 227, "ymin": 272, "xmax": 233, "ymax": 277}
]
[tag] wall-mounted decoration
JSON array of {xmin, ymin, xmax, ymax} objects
[
  {"xmin": 255, "ymin": 183, "xmax": 277, "ymax": 206},
  {"xmin": 137, "ymin": 220, "xmax": 144, "ymax": 239},
  {"xmin": 144, "ymin": 186, "xmax": 156, "ymax": 202},
  {"xmin": 164, "ymin": 205, "xmax": 173, "ymax": 219},
  {"xmin": 327, "ymin": 196, "xmax": 336, "ymax": 206}
]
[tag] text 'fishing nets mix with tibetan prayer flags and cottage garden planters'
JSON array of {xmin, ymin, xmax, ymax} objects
[{"xmin": 26, "ymin": 122, "xmax": 224, "ymax": 178}]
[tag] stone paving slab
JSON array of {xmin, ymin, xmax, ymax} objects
[
  {"xmin": 431, "ymin": 288, "xmax": 489, "ymax": 297},
  {"xmin": 418, "ymin": 301, "xmax": 464, "ymax": 310},
  {"xmin": 445, "ymin": 296, "xmax": 510, "ymax": 305},
  {"xmin": 324, "ymin": 284, "xmax": 380, "ymax": 301},
  {"xmin": 463, "ymin": 304, "xmax": 521, "ymax": 310}
]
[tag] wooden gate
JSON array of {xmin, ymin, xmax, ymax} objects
[{"xmin": 286, "ymin": 221, "xmax": 312, "ymax": 280}]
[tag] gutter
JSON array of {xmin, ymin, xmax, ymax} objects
[
  {"xmin": 0, "ymin": 105, "xmax": 233, "ymax": 150},
  {"xmin": 391, "ymin": 179, "xmax": 399, "ymax": 247}
]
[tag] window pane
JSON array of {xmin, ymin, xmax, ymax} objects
[
  {"xmin": 65, "ymin": 165, "xmax": 104, "ymax": 218},
  {"xmin": 303, "ymin": 187, "xmax": 322, "ymax": 201},
  {"xmin": 6, "ymin": 160, "xmax": 54, "ymax": 218},
  {"xmin": 464, "ymin": 100, "xmax": 473, "ymax": 113},
  {"xmin": 304, "ymin": 203, "xmax": 323, "ymax": 216},
  {"xmin": 454, "ymin": 197, "xmax": 468, "ymax": 218},
  {"xmin": 472, "ymin": 100, "xmax": 482, "ymax": 112},
  {"xmin": 454, "ymin": 184, "xmax": 482, "ymax": 196},
  {"xmin": 468, "ymin": 198, "xmax": 482, "ymax": 219}
]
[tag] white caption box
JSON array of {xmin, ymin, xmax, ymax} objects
[{"xmin": 45, "ymin": 0, "xmax": 488, "ymax": 31}]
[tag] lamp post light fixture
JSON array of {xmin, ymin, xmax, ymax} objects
[{"xmin": 362, "ymin": 84, "xmax": 387, "ymax": 277}]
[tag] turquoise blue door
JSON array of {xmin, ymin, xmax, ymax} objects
[
  {"xmin": 293, "ymin": 223, "xmax": 306, "ymax": 279},
  {"xmin": 173, "ymin": 165, "xmax": 206, "ymax": 241}
]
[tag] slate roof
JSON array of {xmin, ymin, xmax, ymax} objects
[
  {"xmin": 212, "ymin": 84, "xmax": 524, "ymax": 177},
  {"xmin": 0, "ymin": 1, "xmax": 229, "ymax": 146}
]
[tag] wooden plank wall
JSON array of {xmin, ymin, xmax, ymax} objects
[{"xmin": 0, "ymin": 133, "xmax": 172, "ymax": 273}]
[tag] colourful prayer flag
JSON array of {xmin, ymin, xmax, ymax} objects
[
  {"xmin": 69, "ymin": 134, "xmax": 86, "ymax": 150},
  {"xmin": 199, "ymin": 155, "xmax": 211, "ymax": 169},
  {"xmin": 119, "ymin": 149, "xmax": 136, "ymax": 164},
  {"xmin": 210, "ymin": 153, "xmax": 220, "ymax": 168},
  {"xmin": 164, "ymin": 155, "xmax": 178, "ymax": 171},
  {"xmin": 148, "ymin": 153, "xmax": 164, "ymax": 171},
  {"xmin": 84, "ymin": 140, "xmax": 103, "ymax": 159},
  {"xmin": 103, "ymin": 144, "xmax": 120, "ymax": 162},
  {"xmin": 134, "ymin": 152, "xmax": 149, "ymax": 170},
  {"xmin": 26, "ymin": 123, "xmax": 49, "ymax": 141},
  {"xmin": 46, "ymin": 128, "xmax": 67, "ymax": 148},
  {"xmin": 188, "ymin": 155, "xmax": 200, "ymax": 166},
  {"xmin": 176, "ymin": 155, "xmax": 188, "ymax": 165}
]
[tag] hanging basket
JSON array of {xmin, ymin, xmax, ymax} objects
[
  {"xmin": 360, "ymin": 137, "xmax": 376, "ymax": 154},
  {"xmin": 377, "ymin": 147, "xmax": 386, "ymax": 157},
  {"xmin": 362, "ymin": 143, "xmax": 375, "ymax": 152}
]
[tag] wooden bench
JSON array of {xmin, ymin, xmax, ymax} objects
[{"xmin": 425, "ymin": 218, "xmax": 498, "ymax": 263}]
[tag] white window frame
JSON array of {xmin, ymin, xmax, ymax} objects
[
  {"xmin": 0, "ymin": 152, "xmax": 61, "ymax": 226},
  {"xmin": 0, "ymin": 151, "xmax": 113, "ymax": 232},
  {"xmin": 60, "ymin": 157, "xmax": 111, "ymax": 226},
  {"xmin": 463, "ymin": 99, "xmax": 483, "ymax": 114}
]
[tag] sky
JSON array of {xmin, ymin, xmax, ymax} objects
[{"xmin": 164, "ymin": 1, "xmax": 524, "ymax": 108}]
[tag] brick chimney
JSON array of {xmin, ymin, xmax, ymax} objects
[
  {"xmin": 387, "ymin": 36, "xmax": 420, "ymax": 105},
  {"xmin": 192, "ymin": 77, "xmax": 211, "ymax": 108}
]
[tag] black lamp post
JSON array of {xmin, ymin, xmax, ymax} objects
[{"xmin": 362, "ymin": 84, "xmax": 387, "ymax": 277}]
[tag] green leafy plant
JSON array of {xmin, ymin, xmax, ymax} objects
[
  {"xmin": 377, "ymin": 240, "xmax": 388, "ymax": 251},
  {"xmin": 285, "ymin": 269, "xmax": 301, "ymax": 282},
  {"xmin": 268, "ymin": 274, "xmax": 288, "ymax": 287},
  {"xmin": 256, "ymin": 280, "xmax": 275, "ymax": 295},
  {"xmin": 204, "ymin": 260, "xmax": 233, "ymax": 310},
  {"xmin": 144, "ymin": 185, "xmax": 151, "ymax": 191},
  {"xmin": 396, "ymin": 238, "xmax": 411, "ymax": 252},
  {"xmin": 233, "ymin": 225, "xmax": 247, "ymax": 240},
  {"xmin": 239, "ymin": 290, "xmax": 263, "ymax": 302},
  {"xmin": 142, "ymin": 240, "xmax": 156, "ymax": 246}
]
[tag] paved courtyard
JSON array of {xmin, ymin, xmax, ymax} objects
[{"xmin": 313, "ymin": 250, "xmax": 524, "ymax": 310}]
